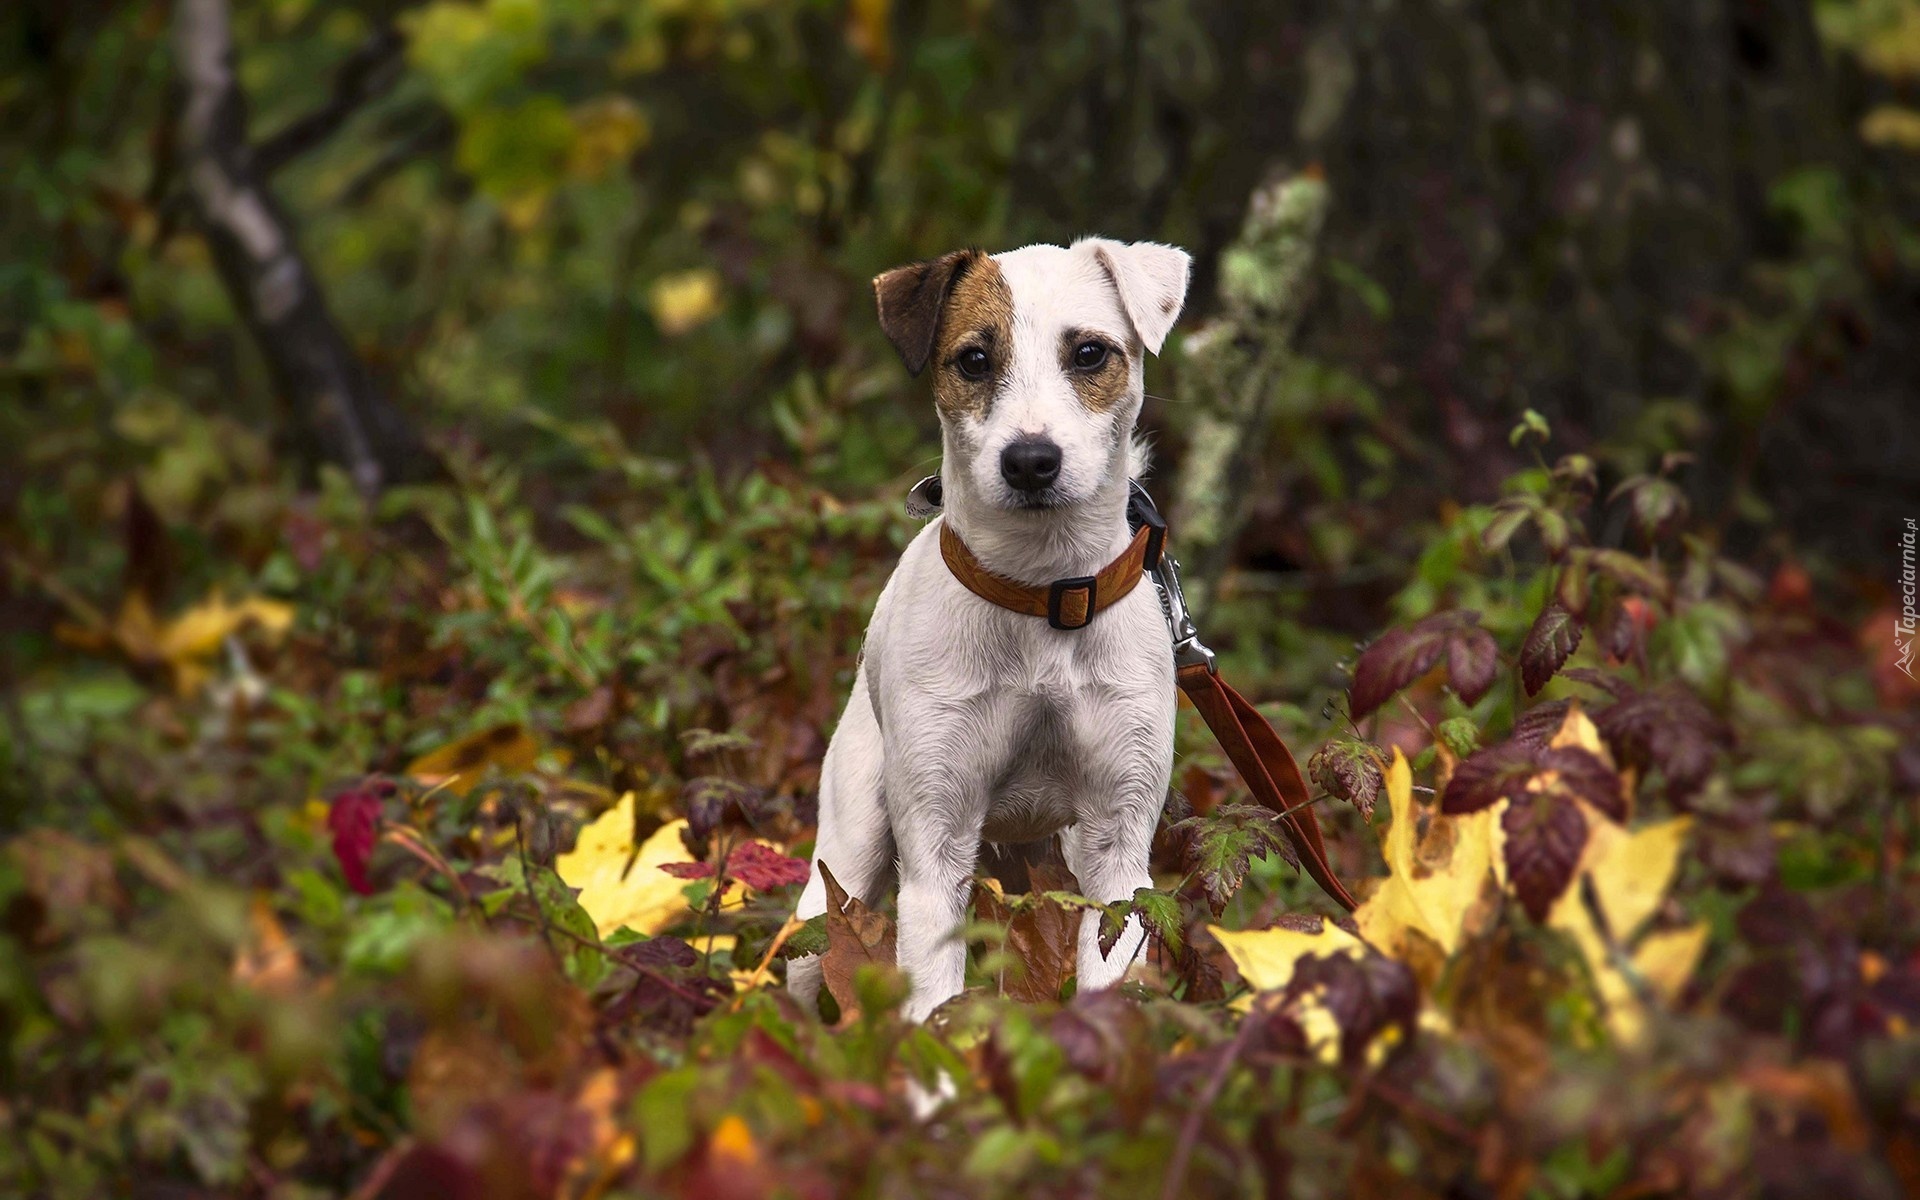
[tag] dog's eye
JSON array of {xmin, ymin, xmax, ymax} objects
[
  {"xmin": 1071, "ymin": 341, "xmax": 1110, "ymax": 371},
  {"xmin": 955, "ymin": 347, "xmax": 991, "ymax": 380}
]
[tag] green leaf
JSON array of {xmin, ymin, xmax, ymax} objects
[
  {"xmin": 1171, "ymin": 804, "xmax": 1296, "ymax": 914},
  {"xmin": 1129, "ymin": 888, "xmax": 1186, "ymax": 953},
  {"xmin": 634, "ymin": 1067, "xmax": 699, "ymax": 1171},
  {"xmin": 781, "ymin": 914, "xmax": 829, "ymax": 959}
]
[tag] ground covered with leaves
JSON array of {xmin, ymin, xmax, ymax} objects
[{"xmin": 3, "ymin": 418, "xmax": 1917, "ymax": 1200}]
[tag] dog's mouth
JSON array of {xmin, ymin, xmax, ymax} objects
[{"xmin": 1005, "ymin": 488, "xmax": 1069, "ymax": 512}]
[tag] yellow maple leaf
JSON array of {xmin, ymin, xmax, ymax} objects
[
  {"xmin": 1634, "ymin": 923, "xmax": 1711, "ymax": 1004},
  {"xmin": 555, "ymin": 797, "xmax": 733, "ymax": 938},
  {"xmin": 406, "ymin": 723, "xmax": 540, "ymax": 798},
  {"xmin": 1354, "ymin": 748, "xmax": 1497, "ymax": 962},
  {"xmin": 1586, "ymin": 816, "xmax": 1691, "ymax": 942},
  {"xmin": 1547, "ymin": 702, "xmax": 1609, "ymax": 758},
  {"xmin": 1548, "ymin": 816, "xmax": 1700, "ymax": 1044},
  {"xmin": 1210, "ymin": 920, "xmax": 1365, "ymax": 993}
]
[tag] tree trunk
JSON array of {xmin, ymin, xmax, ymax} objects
[{"xmin": 171, "ymin": 0, "xmax": 432, "ymax": 496}]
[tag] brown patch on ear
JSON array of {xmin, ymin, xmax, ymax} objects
[{"xmin": 873, "ymin": 249, "xmax": 981, "ymax": 375}]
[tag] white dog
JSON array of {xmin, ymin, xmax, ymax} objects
[{"xmin": 787, "ymin": 238, "xmax": 1191, "ymax": 1023}]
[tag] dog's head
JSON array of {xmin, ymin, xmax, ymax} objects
[{"xmin": 874, "ymin": 239, "xmax": 1190, "ymax": 512}]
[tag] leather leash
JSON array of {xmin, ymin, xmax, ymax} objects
[{"xmin": 918, "ymin": 476, "xmax": 1357, "ymax": 912}]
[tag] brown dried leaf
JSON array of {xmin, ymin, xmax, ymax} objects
[{"xmin": 819, "ymin": 862, "xmax": 896, "ymax": 1024}]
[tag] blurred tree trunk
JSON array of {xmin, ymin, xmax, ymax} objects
[
  {"xmin": 171, "ymin": 0, "xmax": 431, "ymax": 497},
  {"xmin": 1172, "ymin": 170, "xmax": 1329, "ymax": 613}
]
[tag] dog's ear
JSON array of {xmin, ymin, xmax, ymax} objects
[
  {"xmin": 873, "ymin": 249, "xmax": 980, "ymax": 376},
  {"xmin": 1079, "ymin": 238, "xmax": 1191, "ymax": 356}
]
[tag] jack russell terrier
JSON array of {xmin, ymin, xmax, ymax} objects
[{"xmin": 787, "ymin": 238, "xmax": 1192, "ymax": 1022}]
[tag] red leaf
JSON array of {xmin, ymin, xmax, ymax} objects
[
  {"xmin": 1441, "ymin": 742, "xmax": 1540, "ymax": 814},
  {"xmin": 1350, "ymin": 613, "xmax": 1466, "ymax": 719},
  {"xmin": 1445, "ymin": 626, "xmax": 1500, "ymax": 705},
  {"xmin": 1502, "ymin": 792, "xmax": 1588, "ymax": 922},
  {"xmin": 327, "ymin": 786, "xmax": 386, "ymax": 895},
  {"xmin": 659, "ymin": 861, "xmax": 715, "ymax": 879},
  {"xmin": 724, "ymin": 840, "xmax": 811, "ymax": 890},
  {"xmin": 1539, "ymin": 746, "xmax": 1626, "ymax": 823},
  {"xmin": 1519, "ymin": 603, "xmax": 1583, "ymax": 696},
  {"xmin": 1445, "ymin": 735, "xmax": 1626, "ymax": 823},
  {"xmin": 1512, "ymin": 700, "xmax": 1573, "ymax": 748},
  {"xmin": 1593, "ymin": 682, "xmax": 1724, "ymax": 800}
]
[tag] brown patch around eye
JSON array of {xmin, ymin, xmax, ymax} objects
[
  {"xmin": 1061, "ymin": 334, "xmax": 1131, "ymax": 414},
  {"xmin": 930, "ymin": 258, "xmax": 1013, "ymax": 419}
]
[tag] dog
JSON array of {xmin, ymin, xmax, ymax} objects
[{"xmin": 787, "ymin": 238, "xmax": 1191, "ymax": 1023}]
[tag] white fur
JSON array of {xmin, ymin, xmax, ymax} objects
[{"xmin": 789, "ymin": 239, "xmax": 1191, "ymax": 1023}]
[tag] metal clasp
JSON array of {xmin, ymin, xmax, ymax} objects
[{"xmin": 1150, "ymin": 552, "xmax": 1215, "ymax": 673}]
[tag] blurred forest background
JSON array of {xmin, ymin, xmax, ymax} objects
[{"xmin": 3, "ymin": 0, "xmax": 1919, "ymax": 1197}]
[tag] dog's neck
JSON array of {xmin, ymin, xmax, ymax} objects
[{"xmin": 938, "ymin": 447, "xmax": 1135, "ymax": 587}]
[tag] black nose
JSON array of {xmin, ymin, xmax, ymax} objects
[{"xmin": 1000, "ymin": 438, "xmax": 1062, "ymax": 493}]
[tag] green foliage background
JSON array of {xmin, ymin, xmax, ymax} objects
[{"xmin": 1, "ymin": 0, "xmax": 1918, "ymax": 1197}]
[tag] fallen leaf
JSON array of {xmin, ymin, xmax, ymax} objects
[
  {"xmin": 556, "ymin": 797, "xmax": 717, "ymax": 937},
  {"xmin": 974, "ymin": 863, "xmax": 1079, "ymax": 1003},
  {"xmin": 818, "ymin": 862, "xmax": 897, "ymax": 1023},
  {"xmin": 57, "ymin": 590, "xmax": 295, "ymax": 694},
  {"xmin": 232, "ymin": 896, "xmax": 302, "ymax": 995},
  {"xmin": 407, "ymin": 723, "xmax": 540, "ymax": 798},
  {"xmin": 328, "ymin": 785, "xmax": 385, "ymax": 895}
]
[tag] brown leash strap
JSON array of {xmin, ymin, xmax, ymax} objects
[{"xmin": 1177, "ymin": 663, "xmax": 1357, "ymax": 911}]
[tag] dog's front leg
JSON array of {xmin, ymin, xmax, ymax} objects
[
  {"xmin": 1065, "ymin": 705, "xmax": 1174, "ymax": 993},
  {"xmin": 884, "ymin": 721, "xmax": 999, "ymax": 1022},
  {"xmin": 1066, "ymin": 796, "xmax": 1161, "ymax": 993}
]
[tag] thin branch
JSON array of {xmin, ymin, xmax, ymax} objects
[
  {"xmin": 336, "ymin": 111, "xmax": 454, "ymax": 206},
  {"xmin": 1160, "ymin": 1005, "xmax": 1267, "ymax": 1200},
  {"xmin": 254, "ymin": 28, "xmax": 405, "ymax": 177}
]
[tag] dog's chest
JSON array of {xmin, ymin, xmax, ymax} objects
[{"xmin": 973, "ymin": 622, "xmax": 1159, "ymax": 841}]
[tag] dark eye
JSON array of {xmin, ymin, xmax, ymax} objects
[
  {"xmin": 956, "ymin": 347, "xmax": 991, "ymax": 380},
  {"xmin": 1071, "ymin": 341, "xmax": 1110, "ymax": 371}
]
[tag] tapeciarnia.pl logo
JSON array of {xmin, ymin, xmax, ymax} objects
[{"xmin": 1899, "ymin": 517, "xmax": 1917, "ymax": 680}]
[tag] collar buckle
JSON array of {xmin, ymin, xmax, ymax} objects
[{"xmin": 1046, "ymin": 575, "xmax": 1099, "ymax": 630}]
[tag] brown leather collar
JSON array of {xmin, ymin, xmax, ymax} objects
[{"xmin": 939, "ymin": 520, "xmax": 1161, "ymax": 630}]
